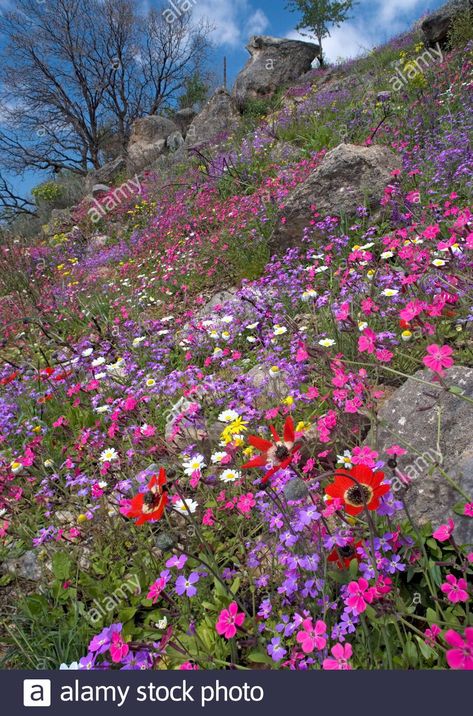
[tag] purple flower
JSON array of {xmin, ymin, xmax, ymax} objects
[
  {"xmin": 175, "ymin": 572, "xmax": 200, "ymax": 597},
  {"xmin": 88, "ymin": 624, "xmax": 121, "ymax": 654},
  {"xmin": 166, "ymin": 554, "xmax": 188, "ymax": 569},
  {"xmin": 267, "ymin": 637, "xmax": 287, "ymax": 662},
  {"xmin": 79, "ymin": 652, "xmax": 96, "ymax": 670},
  {"xmin": 257, "ymin": 598, "xmax": 272, "ymax": 619}
]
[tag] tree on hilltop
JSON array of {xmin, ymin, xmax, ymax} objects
[{"xmin": 286, "ymin": 0, "xmax": 358, "ymax": 67}]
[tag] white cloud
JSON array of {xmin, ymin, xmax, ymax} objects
[
  {"xmin": 192, "ymin": 0, "xmax": 269, "ymax": 48},
  {"xmin": 285, "ymin": 0, "xmax": 438, "ymax": 62}
]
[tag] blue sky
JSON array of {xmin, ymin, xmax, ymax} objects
[
  {"xmin": 2, "ymin": 0, "xmax": 446, "ymax": 197},
  {"xmin": 192, "ymin": 0, "xmax": 446, "ymax": 84}
]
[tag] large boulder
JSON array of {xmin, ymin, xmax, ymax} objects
[
  {"xmin": 127, "ymin": 115, "xmax": 179, "ymax": 173},
  {"xmin": 421, "ymin": 1, "xmax": 472, "ymax": 47},
  {"xmin": 173, "ymin": 107, "xmax": 197, "ymax": 136},
  {"xmin": 374, "ymin": 366, "xmax": 473, "ymax": 545},
  {"xmin": 269, "ymin": 143, "xmax": 401, "ymax": 254},
  {"xmin": 233, "ymin": 35, "xmax": 320, "ymax": 108},
  {"xmin": 84, "ymin": 155, "xmax": 126, "ymax": 193},
  {"xmin": 185, "ymin": 89, "xmax": 241, "ymax": 149}
]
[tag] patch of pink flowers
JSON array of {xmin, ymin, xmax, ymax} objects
[{"xmin": 215, "ymin": 602, "xmax": 245, "ymax": 639}]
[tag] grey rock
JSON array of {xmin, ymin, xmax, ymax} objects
[
  {"xmin": 85, "ymin": 156, "xmax": 126, "ymax": 193},
  {"xmin": 421, "ymin": 1, "xmax": 472, "ymax": 46},
  {"xmin": 173, "ymin": 107, "xmax": 197, "ymax": 135},
  {"xmin": 185, "ymin": 89, "xmax": 241, "ymax": 149},
  {"xmin": 127, "ymin": 115, "xmax": 179, "ymax": 173},
  {"xmin": 374, "ymin": 366, "xmax": 473, "ymax": 545},
  {"xmin": 3, "ymin": 550, "xmax": 42, "ymax": 581},
  {"xmin": 91, "ymin": 183, "xmax": 111, "ymax": 197},
  {"xmin": 166, "ymin": 131, "xmax": 185, "ymax": 153},
  {"xmin": 233, "ymin": 35, "xmax": 320, "ymax": 108},
  {"xmin": 269, "ymin": 143, "xmax": 401, "ymax": 255}
]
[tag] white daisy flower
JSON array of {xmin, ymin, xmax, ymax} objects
[
  {"xmin": 220, "ymin": 469, "xmax": 241, "ymax": 483},
  {"xmin": 319, "ymin": 338, "xmax": 335, "ymax": 347},
  {"xmin": 82, "ymin": 348, "xmax": 94, "ymax": 357},
  {"xmin": 183, "ymin": 455, "xmax": 206, "ymax": 476},
  {"xmin": 91, "ymin": 357, "xmax": 106, "ymax": 367},
  {"xmin": 273, "ymin": 325, "xmax": 287, "ymax": 336},
  {"xmin": 381, "ymin": 289, "xmax": 399, "ymax": 297},
  {"xmin": 173, "ymin": 498, "xmax": 198, "ymax": 515},
  {"xmin": 218, "ymin": 409, "xmax": 239, "ymax": 423},
  {"xmin": 211, "ymin": 451, "xmax": 228, "ymax": 464},
  {"xmin": 99, "ymin": 448, "xmax": 119, "ymax": 463}
]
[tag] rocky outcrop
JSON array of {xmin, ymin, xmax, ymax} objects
[
  {"xmin": 85, "ymin": 155, "xmax": 126, "ymax": 193},
  {"xmin": 269, "ymin": 143, "xmax": 401, "ymax": 254},
  {"xmin": 173, "ymin": 107, "xmax": 197, "ymax": 136},
  {"xmin": 421, "ymin": 1, "xmax": 472, "ymax": 46},
  {"xmin": 233, "ymin": 35, "xmax": 320, "ymax": 108},
  {"xmin": 185, "ymin": 89, "xmax": 241, "ymax": 148},
  {"xmin": 127, "ymin": 115, "xmax": 179, "ymax": 173},
  {"xmin": 374, "ymin": 366, "xmax": 473, "ymax": 544}
]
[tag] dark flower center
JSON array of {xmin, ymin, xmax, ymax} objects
[
  {"xmin": 144, "ymin": 492, "xmax": 157, "ymax": 507},
  {"xmin": 339, "ymin": 545, "xmax": 355, "ymax": 558},
  {"xmin": 275, "ymin": 444, "xmax": 290, "ymax": 461},
  {"xmin": 346, "ymin": 484, "xmax": 372, "ymax": 506}
]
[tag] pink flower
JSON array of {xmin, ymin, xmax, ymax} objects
[
  {"xmin": 464, "ymin": 503, "xmax": 473, "ymax": 517},
  {"xmin": 386, "ymin": 445, "xmax": 407, "ymax": 457},
  {"xmin": 215, "ymin": 602, "xmax": 245, "ymax": 639},
  {"xmin": 109, "ymin": 632, "xmax": 129, "ymax": 663},
  {"xmin": 346, "ymin": 578, "xmax": 375, "ymax": 614},
  {"xmin": 323, "ymin": 642, "xmax": 353, "ymax": 670},
  {"xmin": 441, "ymin": 574, "xmax": 469, "ymax": 604},
  {"xmin": 423, "ymin": 344, "xmax": 454, "ymax": 374},
  {"xmin": 358, "ymin": 328, "xmax": 377, "ymax": 354},
  {"xmin": 296, "ymin": 619, "xmax": 327, "ymax": 654},
  {"xmin": 424, "ymin": 624, "xmax": 441, "ymax": 646},
  {"xmin": 237, "ymin": 493, "xmax": 256, "ymax": 514},
  {"xmin": 433, "ymin": 518, "xmax": 455, "ymax": 542},
  {"xmin": 351, "ymin": 445, "xmax": 378, "ymax": 468},
  {"xmin": 445, "ymin": 628, "xmax": 473, "ymax": 670}
]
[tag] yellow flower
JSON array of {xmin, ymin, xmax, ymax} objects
[
  {"xmin": 77, "ymin": 514, "xmax": 88, "ymax": 524},
  {"xmin": 282, "ymin": 396, "xmax": 294, "ymax": 406}
]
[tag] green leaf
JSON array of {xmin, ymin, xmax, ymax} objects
[
  {"xmin": 52, "ymin": 551, "xmax": 72, "ymax": 580},
  {"xmin": 416, "ymin": 636, "xmax": 434, "ymax": 661},
  {"xmin": 230, "ymin": 577, "xmax": 241, "ymax": 595},
  {"xmin": 426, "ymin": 608, "xmax": 438, "ymax": 624},
  {"xmin": 247, "ymin": 651, "xmax": 272, "ymax": 665},
  {"xmin": 118, "ymin": 607, "xmax": 137, "ymax": 623}
]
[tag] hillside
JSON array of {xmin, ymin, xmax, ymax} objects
[{"xmin": 0, "ymin": 5, "xmax": 473, "ymax": 671}]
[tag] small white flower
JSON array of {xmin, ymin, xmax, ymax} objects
[
  {"xmin": 91, "ymin": 357, "xmax": 105, "ymax": 367},
  {"xmin": 221, "ymin": 315, "xmax": 233, "ymax": 324},
  {"xmin": 10, "ymin": 461, "xmax": 23, "ymax": 474},
  {"xmin": 156, "ymin": 617, "xmax": 168, "ymax": 629},
  {"xmin": 43, "ymin": 459, "xmax": 54, "ymax": 468},
  {"xmin": 220, "ymin": 469, "xmax": 241, "ymax": 483},
  {"xmin": 432, "ymin": 258, "xmax": 447, "ymax": 267},
  {"xmin": 269, "ymin": 366, "xmax": 280, "ymax": 377},
  {"xmin": 319, "ymin": 338, "xmax": 335, "ymax": 347},
  {"xmin": 145, "ymin": 378, "xmax": 156, "ymax": 388},
  {"xmin": 95, "ymin": 405, "xmax": 111, "ymax": 414},
  {"xmin": 95, "ymin": 372, "xmax": 106, "ymax": 380},
  {"xmin": 173, "ymin": 498, "xmax": 198, "ymax": 515},
  {"xmin": 358, "ymin": 321, "xmax": 368, "ymax": 331},
  {"xmin": 247, "ymin": 322, "xmax": 259, "ymax": 330},
  {"xmin": 247, "ymin": 336, "xmax": 256, "ymax": 343},
  {"xmin": 381, "ymin": 289, "xmax": 399, "ymax": 297},
  {"xmin": 183, "ymin": 455, "xmax": 206, "ymax": 476},
  {"xmin": 273, "ymin": 325, "xmax": 287, "ymax": 336},
  {"xmin": 100, "ymin": 448, "xmax": 118, "ymax": 463},
  {"xmin": 381, "ymin": 251, "xmax": 394, "ymax": 259},
  {"xmin": 218, "ymin": 409, "xmax": 239, "ymax": 423},
  {"xmin": 60, "ymin": 662, "xmax": 80, "ymax": 670},
  {"xmin": 132, "ymin": 336, "xmax": 146, "ymax": 347},
  {"xmin": 301, "ymin": 289, "xmax": 318, "ymax": 301},
  {"xmin": 82, "ymin": 348, "xmax": 94, "ymax": 357},
  {"xmin": 337, "ymin": 451, "xmax": 353, "ymax": 468},
  {"xmin": 211, "ymin": 451, "xmax": 228, "ymax": 464}
]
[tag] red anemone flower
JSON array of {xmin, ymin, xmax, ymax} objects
[
  {"xmin": 126, "ymin": 468, "xmax": 168, "ymax": 525},
  {"xmin": 325, "ymin": 465, "xmax": 390, "ymax": 516},
  {"xmin": 328, "ymin": 541, "xmax": 363, "ymax": 570},
  {"xmin": 242, "ymin": 416, "xmax": 301, "ymax": 484}
]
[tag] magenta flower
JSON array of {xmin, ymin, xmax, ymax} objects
[
  {"xmin": 433, "ymin": 518, "xmax": 455, "ymax": 542},
  {"xmin": 422, "ymin": 344, "xmax": 454, "ymax": 374},
  {"xmin": 445, "ymin": 628, "xmax": 473, "ymax": 670},
  {"xmin": 464, "ymin": 503, "xmax": 473, "ymax": 517},
  {"xmin": 215, "ymin": 602, "xmax": 245, "ymax": 639},
  {"xmin": 296, "ymin": 618, "xmax": 327, "ymax": 654},
  {"xmin": 109, "ymin": 631, "xmax": 129, "ymax": 663},
  {"xmin": 346, "ymin": 578, "xmax": 375, "ymax": 614},
  {"xmin": 441, "ymin": 574, "xmax": 469, "ymax": 604},
  {"xmin": 424, "ymin": 624, "xmax": 441, "ymax": 646},
  {"xmin": 323, "ymin": 642, "xmax": 353, "ymax": 670}
]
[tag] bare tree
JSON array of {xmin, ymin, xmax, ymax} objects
[
  {"xmin": 0, "ymin": 175, "xmax": 36, "ymax": 221},
  {"xmin": 0, "ymin": 0, "xmax": 212, "ymax": 177}
]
